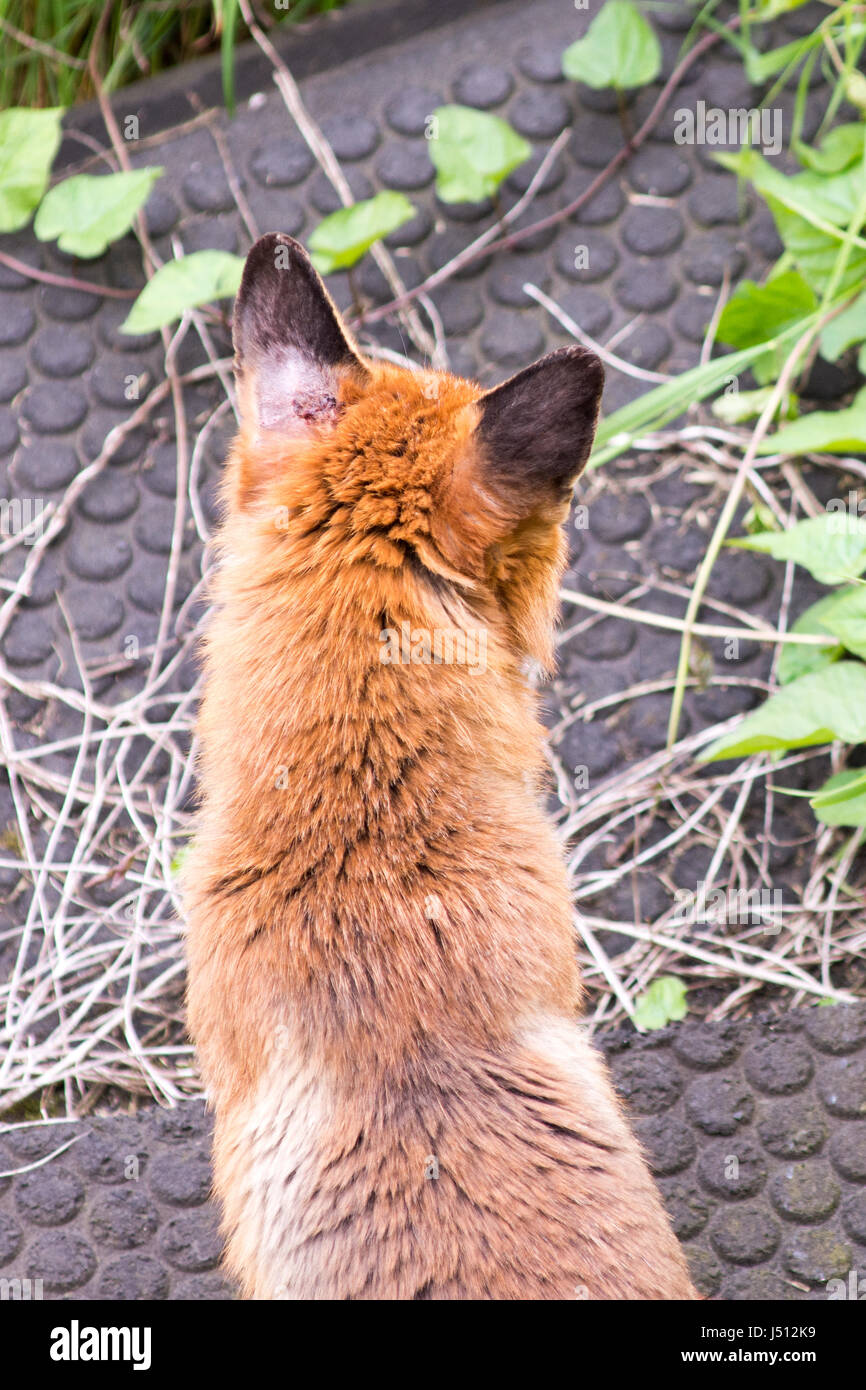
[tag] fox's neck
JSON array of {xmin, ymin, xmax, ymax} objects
[
  {"xmin": 194, "ymin": 559, "xmax": 579, "ymax": 1073},
  {"xmin": 202, "ymin": 553, "xmax": 539, "ymax": 854}
]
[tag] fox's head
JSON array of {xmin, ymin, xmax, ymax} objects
[{"xmin": 225, "ymin": 232, "xmax": 603, "ymax": 671}]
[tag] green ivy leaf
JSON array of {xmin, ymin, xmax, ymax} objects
[
  {"xmin": 718, "ymin": 149, "xmax": 866, "ymax": 232},
  {"xmin": 308, "ymin": 191, "xmax": 416, "ymax": 273},
  {"xmin": 813, "ymin": 767, "xmax": 866, "ymax": 807},
  {"xmin": 716, "ymin": 271, "xmax": 816, "ymax": 340},
  {"xmin": 634, "ymin": 976, "xmax": 688, "ymax": 1031},
  {"xmin": 718, "ymin": 149, "xmax": 866, "ymax": 296},
  {"xmin": 729, "ymin": 512, "xmax": 866, "ymax": 585},
  {"xmin": 34, "ymin": 168, "xmax": 163, "ymax": 258},
  {"xmin": 818, "ymin": 584, "xmax": 866, "ymax": 661},
  {"xmin": 0, "ymin": 107, "xmax": 65, "ymax": 233},
  {"xmin": 701, "ymin": 661, "xmax": 866, "ymax": 761},
  {"xmin": 427, "ymin": 107, "xmax": 530, "ymax": 205},
  {"xmin": 562, "ymin": 1, "xmax": 662, "ymax": 91},
  {"xmin": 810, "ymin": 768, "xmax": 866, "ymax": 827},
  {"xmin": 744, "ymin": 35, "xmax": 817, "ymax": 85},
  {"xmin": 773, "ymin": 201, "xmax": 866, "ymax": 297},
  {"xmin": 819, "ymin": 288, "xmax": 866, "ymax": 362},
  {"xmin": 121, "ymin": 250, "xmax": 244, "ymax": 334},
  {"xmin": 711, "ymin": 387, "xmax": 781, "ymax": 424},
  {"xmin": 778, "ymin": 591, "xmax": 847, "ymax": 686},
  {"xmin": 754, "ymin": 384, "xmax": 866, "ymax": 457},
  {"xmin": 797, "ymin": 123, "xmax": 866, "ymax": 176},
  {"xmin": 716, "ymin": 272, "xmax": 816, "ymax": 385}
]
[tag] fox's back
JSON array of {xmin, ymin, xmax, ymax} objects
[{"xmin": 183, "ymin": 232, "xmax": 696, "ymax": 1300}]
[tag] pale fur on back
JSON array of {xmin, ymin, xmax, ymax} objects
[{"xmin": 207, "ymin": 1012, "xmax": 695, "ymax": 1300}]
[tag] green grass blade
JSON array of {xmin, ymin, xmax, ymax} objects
[
  {"xmin": 589, "ymin": 308, "xmax": 828, "ymax": 468},
  {"xmin": 221, "ymin": 0, "xmax": 239, "ymax": 116}
]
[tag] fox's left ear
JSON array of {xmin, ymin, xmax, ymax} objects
[
  {"xmin": 474, "ymin": 345, "xmax": 604, "ymax": 505},
  {"xmin": 232, "ymin": 232, "xmax": 367, "ymax": 437}
]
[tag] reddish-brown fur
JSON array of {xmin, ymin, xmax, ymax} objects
[{"xmin": 183, "ymin": 234, "xmax": 696, "ymax": 1300}]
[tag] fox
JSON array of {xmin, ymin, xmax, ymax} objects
[{"xmin": 183, "ymin": 232, "xmax": 697, "ymax": 1300}]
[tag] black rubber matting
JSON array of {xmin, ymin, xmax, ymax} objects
[{"xmin": 0, "ymin": 0, "xmax": 864, "ymax": 1300}]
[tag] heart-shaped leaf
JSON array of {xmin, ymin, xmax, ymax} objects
[
  {"xmin": 745, "ymin": 34, "xmax": 819, "ymax": 85},
  {"xmin": 701, "ymin": 661, "xmax": 866, "ymax": 761},
  {"xmin": 730, "ymin": 512, "xmax": 866, "ymax": 586},
  {"xmin": 121, "ymin": 250, "xmax": 244, "ymax": 334},
  {"xmin": 778, "ymin": 591, "xmax": 847, "ymax": 686},
  {"xmin": 634, "ymin": 976, "xmax": 688, "ymax": 1031},
  {"xmin": 0, "ymin": 107, "xmax": 65, "ymax": 233},
  {"xmin": 716, "ymin": 271, "xmax": 817, "ymax": 385},
  {"xmin": 754, "ymin": 385, "xmax": 866, "ymax": 457},
  {"xmin": 35, "ymin": 168, "xmax": 163, "ymax": 258},
  {"xmin": 818, "ymin": 584, "xmax": 866, "ymax": 661},
  {"xmin": 427, "ymin": 107, "xmax": 530, "ymax": 205},
  {"xmin": 810, "ymin": 768, "xmax": 866, "ymax": 827},
  {"xmin": 718, "ymin": 149, "xmax": 866, "ymax": 296},
  {"xmin": 797, "ymin": 123, "xmax": 866, "ymax": 176},
  {"xmin": 562, "ymin": 1, "xmax": 662, "ymax": 91},
  {"xmin": 308, "ymin": 191, "xmax": 416, "ymax": 273},
  {"xmin": 819, "ymin": 288, "xmax": 866, "ymax": 362}
]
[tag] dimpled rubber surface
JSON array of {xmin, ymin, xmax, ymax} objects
[
  {"xmin": 0, "ymin": 1005, "xmax": 863, "ymax": 1300},
  {"xmin": 1, "ymin": 0, "xmax": 865, "ymax": 1299},
  {"xmin": 0, "ymin": 0, "xmax": 847, "ymax": 728}
]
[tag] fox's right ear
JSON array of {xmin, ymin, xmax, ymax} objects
[
  {"xmin": 474, "ymin": 345, "xmax": 604, "ymax": 506},
  {"xmin": 232, "ymin": 232, "xmax": 367, "ymax": 439}
]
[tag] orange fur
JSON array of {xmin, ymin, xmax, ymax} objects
[{"xmin": 183, "ymin": 235, "xmax": 696, "ymax": 1300}]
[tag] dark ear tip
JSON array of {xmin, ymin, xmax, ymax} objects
[
  {"xmin": 232, "ymin": 231, "xmax": 362, "ymax": 379},
  {"xmin": 240, "ymin": 233, "xmax": 312, "ymax": 288},
  {"xmin": 246, "ymin": 231, "xmax": 307, "ymax": 260},
  {"xmin": 550, "ymin": 344, "xmax": 605, "ymax": 398},
  {"xmin": 234, "ymin": 233, "xmax": 328, "ymax": 361},
  {"xmin": 475, "ymin": 342, "xmax": 605, "ymax": 494}
]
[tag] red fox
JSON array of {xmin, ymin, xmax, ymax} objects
[{"xmin": 183, "ymin": 233, "xmax": 696, "ymax": 1300}]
